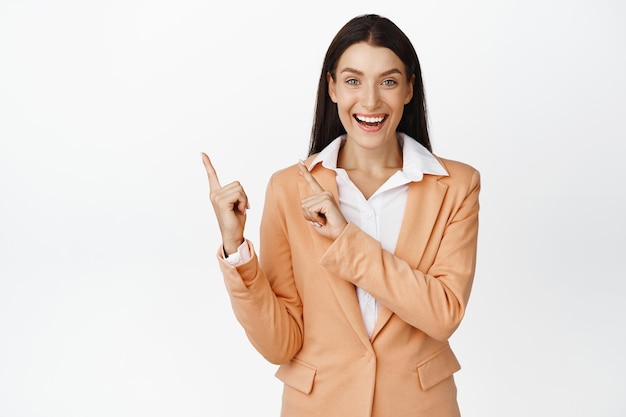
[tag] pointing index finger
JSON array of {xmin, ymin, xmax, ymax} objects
[
  {"xmin": 201, "ymin": 152, "xmax": 222, "ymax": 191},
  {"xmin": 298, "ymin": 160, "xmax": 325, "ymax": 193}
]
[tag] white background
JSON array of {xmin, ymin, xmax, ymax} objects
[{"xmin": 1, "ymin": 0, "xmax": 625, "ymax": 416}]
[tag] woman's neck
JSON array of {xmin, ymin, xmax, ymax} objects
[{"xmin": 337, "ymin": 135, "xmax": 403, "ymax": 174}]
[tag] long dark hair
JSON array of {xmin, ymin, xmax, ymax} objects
[{"xmin": 308, "ymin": 14, "xmax": 431, "ymax": 155}]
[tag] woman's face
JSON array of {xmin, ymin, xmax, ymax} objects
[{"xmin": 328, "ymin": 42, "xmax": 414, "ymax": 151}]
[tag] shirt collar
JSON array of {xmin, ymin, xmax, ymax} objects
[{"xmin": 308, "ymin": 133, "xmax": 448, "ymax": 181}]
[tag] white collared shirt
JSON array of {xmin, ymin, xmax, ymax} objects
[
  {"xmin": 224, "ymin": 133, "xmax": 448, "ymax": 338},
  {"xmin": 308, "ymin": 133, "xmax": 448, "ymax": 337}
]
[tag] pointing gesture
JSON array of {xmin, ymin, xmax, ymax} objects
[
  {"xmin": 298, "ymin": 160, "xmax": 348, "ymax": 240},
  {"xmin": 202, "ymin": 152, "xmax": 248, "ymax": 254}
]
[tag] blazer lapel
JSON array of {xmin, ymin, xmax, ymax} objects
[
  {"xmin": 298, "ymin": 163, "xmax": 374, "ymax": 351},
  {"xmin": 370, "ymin": 175, "xmax": 449, "ymax": 341}
]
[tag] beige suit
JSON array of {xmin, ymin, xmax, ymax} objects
[{"xmin": 218, "ymin": 154, "xmax": 480, "ymax": 417}]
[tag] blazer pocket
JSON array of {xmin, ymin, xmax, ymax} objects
[
  {"xmin": 275, "ymin": 357, "xmax": 317, "ymax": 395},
  {"xmin": 416, "ymin": 345, "xmax": 461, "ymax": 391}
]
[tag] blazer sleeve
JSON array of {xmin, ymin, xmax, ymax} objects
[
  {"xmin": 217, "ymin": 174, "xmax": 304, "ymax": 364},
  {"xmin": 319, "ymin": 168, "xmax": 480, "ymax": 341}
]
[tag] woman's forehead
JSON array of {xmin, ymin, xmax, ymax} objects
[{"xmin": 336, "ymin": 43, "xmax": 405, "ymax": 75}]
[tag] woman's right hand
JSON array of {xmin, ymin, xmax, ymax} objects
[{"xmin": 201, "ymin": 152, "xmax": 248, "ymax": 254}]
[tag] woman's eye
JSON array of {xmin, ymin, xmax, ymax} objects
[
  {"xmin": 346, "ymin": 78, "xmax": 359, "ymax": 85},
  {"xmin": 382, "ymin": 79, "xmax": 397, "ymax": 86}
]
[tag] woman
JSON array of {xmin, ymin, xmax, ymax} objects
[{"xmin": 202, "ymin": 14, "xmax": 480, "ymax": 417}]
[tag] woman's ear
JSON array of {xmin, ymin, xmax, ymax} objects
[
  {"xmin": 405, "ymin": 74, "xmax": 415, "ymax": 104},
  {"xmin": 327, "ymin": 72, "xmax": 337, "ymax": 103}
]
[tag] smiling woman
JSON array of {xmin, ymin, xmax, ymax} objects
[
  {"xmin": 328, "ymin": 43, "xmax": 414, "ymax": 151},
  {"xmin": 202, "ymin": 14, "xmax": 480, "ymax": 417}
]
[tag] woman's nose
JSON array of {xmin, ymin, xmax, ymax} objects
[{"xmin": 360, "ymin": 84, "xmax": 380, "ymax": 109}]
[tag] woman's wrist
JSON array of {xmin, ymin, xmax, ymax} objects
[{"xmin": 223, "ymin": 238, "xmax": 245, "ymax": 256}]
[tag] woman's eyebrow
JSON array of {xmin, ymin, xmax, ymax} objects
[
  {"xmin": 339, "ymin": 67, "xmax": 363, "ymax": 75},
  {"xmin": 380, "ymin": 68, "xmax": 403, "ymax": 76}
]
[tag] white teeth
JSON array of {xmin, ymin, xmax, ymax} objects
[{"xmin": 356, "ymin": 115, "xmax": 384, "ymax": 123}]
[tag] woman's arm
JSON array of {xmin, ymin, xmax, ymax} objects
[
  {"xmin": 217, "ymin": 175, "xmax": 304, "ymax": 365},
  {"xmin": 319, "ymin": 169, "xmax": 480, "ymax": 341}
]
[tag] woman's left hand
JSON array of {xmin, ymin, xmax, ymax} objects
[{"xmin": 298, "ymin": 160, "xmax": 348, "ymax": 240}]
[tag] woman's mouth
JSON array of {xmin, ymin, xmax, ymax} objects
[{"xmin": 354, "ymin": 114, "xmax": 387, "ymax": 127}]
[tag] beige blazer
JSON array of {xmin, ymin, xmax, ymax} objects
[{"xmin": 218, "ymin": 154, "xmax": 480, "ymax": 417}]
